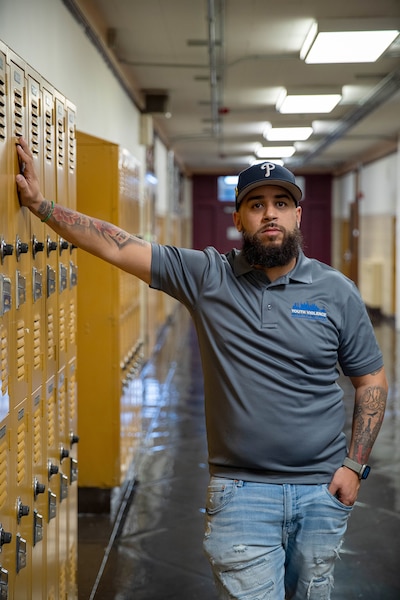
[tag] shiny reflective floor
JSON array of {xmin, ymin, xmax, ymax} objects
[{"xmin": 78, "ymin": 307, "xmax": 400, "ymax": 599}]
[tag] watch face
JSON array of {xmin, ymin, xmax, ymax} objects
[{"xmin": 361, "ymin": 465, "xmax": 371, "ymax": 479}]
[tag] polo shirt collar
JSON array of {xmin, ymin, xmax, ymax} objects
[{"xmin": 231, "ymin": 249, "xmax": 313, "ymax": 284}]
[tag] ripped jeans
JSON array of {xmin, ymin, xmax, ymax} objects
[{"xmin": 203, "ymin": 478, "xmax": 353, "ymax": 600}]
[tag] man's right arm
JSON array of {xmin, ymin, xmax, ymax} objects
[{"xmin": 15, "ymin": 137, "xmax": 152, "ymax": 284}]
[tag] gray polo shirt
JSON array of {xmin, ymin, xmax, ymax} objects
[{"xmin": 150, "ymin": 244, "xmax": 383, "ymax": 483}]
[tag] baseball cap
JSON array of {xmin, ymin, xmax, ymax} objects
[{"xmin": 235, "ymin": 162, "xmax": 302, "ymax": 210}]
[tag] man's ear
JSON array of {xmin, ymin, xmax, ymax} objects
[
  {"xmin": 233, "ymin": 211, "xmax": 242, "ymax": 232},
  {"xmin": 296, "ymin": 206, "xmax": 302, "ymax": 228}
]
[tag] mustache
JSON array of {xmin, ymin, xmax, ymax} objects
[{"xmin": 258, "ymin": 223, "xmax": 285, "ymax": 234}]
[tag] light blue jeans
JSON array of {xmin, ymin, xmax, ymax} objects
[{"xmin": 203, "ymin": 478, "xmax": 353, "ymax": 600}]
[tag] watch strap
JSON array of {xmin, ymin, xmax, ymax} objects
[{"xmin": 342, "ymin": 457, "xmax": 370, "ymax": 479}]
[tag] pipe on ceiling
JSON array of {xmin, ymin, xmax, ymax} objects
[
  {"xmin": 207, "ymin": 0, "xmax": 225, "ymax": 137},
  {"xmin": 289, "ymin": 66, "xmax": 400, "ymax": 168}
]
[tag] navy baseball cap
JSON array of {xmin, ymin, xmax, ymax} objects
[{"xmin": 235, "ymin": 162, "xmax": 302, "ymax": 210}]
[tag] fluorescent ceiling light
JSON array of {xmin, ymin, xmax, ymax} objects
[
  {"xmin": 311, "ymin": 120, "xmax": 339, "ymax": 134},
  {"xmin": 255, "ymin": 146, "xmax": 295, "ymax": 158},
  {"xmin": 301, "ymin": 19, "xmax": 399, "ymax": 63},
  {"xmin": 264, "ymin": 127, "xmax": 313, "ymax": 141},
  {"xmin": 276, "ymin": 89, "xmax": 341, "ymax": 114}
]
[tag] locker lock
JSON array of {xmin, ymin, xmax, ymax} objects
[
  {"xmin": 15, "ymin": 235, "xmax": 29, "ymax": 261},
  {"xmin": 60, "ymin": 446, "xmax": 70, "ymax": 462},
  {"xmin": 70, "ymin": 432, "xmax": 79, "ymax": 446},
  {"xmin": 32, "ymin": 235, "xmax": 44, "ymax": 258},
  {"xmin": 0, "ymin": 238, "xmax": 13, "ymax": 264},
  {"xmin": 46, "ymin": 235, "xmax": 58, "ymax": 256},
  {"xmin": 33, "ymin": 477, "xmax": 46, "ymax": 500},
  {"xmin": 59, "ymin": 238, "xmax": 69, "ymax": 254},
  {"xmin": 0, "ymin": 523, "xmax": 12, "ymax": 548},
  {"xmin": 16, "ymin": 497, "xmax": 30, "ymax": 524},
  {"xmin": 48, "ymin": 461, "xmax": 59, "ymax": 479}
]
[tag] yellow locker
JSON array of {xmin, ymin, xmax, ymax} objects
[
  {"xmin": 54, "ymin": 92, "xmax": 70, "ymax": 374},
  {"xmin": 41, "ymin": 81, "xmax": 61, "ymax": 600},
  {"xmin": 45, "ymin": 375, "xmax": 60, "ymax": 600},
  {"xmin": 5, "ymin": 48, "xmax": 33, "ymax": 600},
  {"xmin": 66, "ymin": 359, "xmax": 78, "ymax": 597},
  {"xmin": 65, "ymin": 99, "xmax": 78, "ymax": 598},
  {"xmin": 26, "ymin": 66, "xmax": 46, "ymax": 396},
  {"xmin": 42, "ymin": 82, "xmax": 58, "ymax": 384},
  {"xmin": 0, "ymin": 420, "xmax": 12, "ymax": 597},
  {"xmin": 8, "ymin": 399, "xmax": 32, "ymax": 600},
  {"xmin": 30, "ymin": 386, "xmax": 47, "ymax": 599},
  {"xmin": 7, "ymin": 50, "xmax": 31, "ymax": 409},
  {"xmin": 76, "ymin": 132, "xmax": 143, "ymax": 496},
  {"xmin": 57, "ymin": 367, "xmax": 69, "ymax": 599},
  {"xmin": 0, "ymin": 40, "xmax": 14, "ymax": 599}
]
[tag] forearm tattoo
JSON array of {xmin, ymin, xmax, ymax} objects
[
  {"xmin": 40, "ymin": 200, "xmax": 142, "ymax": 249},
  {"xmin": 352, "ymin": 376, "xmax": 387, "ymax": 463}
]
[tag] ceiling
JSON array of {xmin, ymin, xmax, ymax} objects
[{"xmin": 71, "ymin": 0, "xmax": 400, "ymax": 175}]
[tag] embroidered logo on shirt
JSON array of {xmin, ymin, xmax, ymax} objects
[{"xmin": 291, "ymin": 302, "xmax": 327, "ymax": 321}]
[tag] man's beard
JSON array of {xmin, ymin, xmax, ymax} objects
[{"xmin": 241, "ymin": 225, "xmax": 303, "ymax": 269}]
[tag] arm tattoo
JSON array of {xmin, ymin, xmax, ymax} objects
[
  {"xmin": 38, "ymin": 199, "xmax": 51, "ymax": 218},
  {"xmin": 352, "ymin": 384, "xmax": 386, "ymax": 463},
  {"xmin": 51, "ymin": 204, "xmax": 142, "ymax": 250}
]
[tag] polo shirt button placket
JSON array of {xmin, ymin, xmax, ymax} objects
[{"xmin": 262, "ymin": 290, "xmax": 277, "ymax": 328}]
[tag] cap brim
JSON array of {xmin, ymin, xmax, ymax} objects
[{"xmin": 236, "ymin": 179, "xmax": 302, "ymax": 208}]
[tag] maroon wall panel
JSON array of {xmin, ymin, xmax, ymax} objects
[
  {"xmin": 300, "ymin": 175, "xmax": 332, "ymax": 265},
  {"xmin": 192, "ymin": 173, "xmax": 332, "ymax": 264},
  {"xmin": 192, "ymin": 175, "xmax": 237, "ymax": 253}
]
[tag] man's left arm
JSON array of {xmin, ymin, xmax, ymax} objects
[{"xmin": 328, "ymin": 366, "xmax": 388, "ymax": 506}]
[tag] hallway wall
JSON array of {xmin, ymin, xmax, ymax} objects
[{"xmin": 332, "ymin": 151, "xmax": 399, "ymax": 319}]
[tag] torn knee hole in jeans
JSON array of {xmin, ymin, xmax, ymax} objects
[{"xmin": 306, "ymin": 574, "xmax": 334, "ymax": 599}]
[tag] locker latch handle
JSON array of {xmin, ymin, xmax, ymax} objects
[
  {"xmin": 0, "ymin": 523, "xmax": 12, "ymax": 548},
  {"xmin": 15, "ymin": 235, "xmax": 28, "ymax": 261},
  {"xmin": 0, "ymin": 238, "xmax": 13, "ymax": 264}
]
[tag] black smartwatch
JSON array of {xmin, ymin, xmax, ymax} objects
[{"xmin": 342, "ymin": 457, "xmax": 371, "ymax": 480}]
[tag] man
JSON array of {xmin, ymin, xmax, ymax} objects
[{"xmin": 16, "ymin": 138, "xmax": 387, "ymax": 600}]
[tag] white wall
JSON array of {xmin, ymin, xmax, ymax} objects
[
  {"xmin": 332, "ymin": 150, "xmax": 399, "ymax": 321},
  {"xmin": 332, "ymin": 171, "xmax": 356, "ymax": 221},
  {"xmin": 0, "ymin": 0, "xmax": 144, "ymax": 175},
  {"xmin": 359, "ymin": 154, "xmax": 397, "ymax": 216}
]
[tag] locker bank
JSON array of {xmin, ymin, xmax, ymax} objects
[
  {"xmin": 0, "ymin": 40, "xmax": 187, "ymax": 598},
  {"xmin": 1, "ymin": 1, "xmax": 400, "ymax": 598}
]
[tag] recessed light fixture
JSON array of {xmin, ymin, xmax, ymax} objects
[
  {"xmin": 301, "ymin": 19, "xmax": 399, "ymax": 63},
  {"xmin": 264, "ymin": 127, "xmax": 313, "ymax": 141},
  {"xmin": 276, "ymin": 89, "xmax": 342, "ymax": 114}
]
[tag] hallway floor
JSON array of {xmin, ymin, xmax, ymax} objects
[{"xmin": 78, "ymin": 307, "xmax": 400, "ymax": 599}]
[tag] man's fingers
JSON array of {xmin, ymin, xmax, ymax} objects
[
  {"xmin": 16, "ymin": 137, "xmax": 32, "ymax": 159},
  {"xmin": 16, "ymin": 174, "xmax": 26, "ymax": 188}
]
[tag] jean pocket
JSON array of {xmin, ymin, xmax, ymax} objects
[
  {"xmin": 206, "ymin": 477, "xmax": 238, "ymax": 515},
  {"xmin": 323, "ymin": 484, "xmax": 354, "ymax": 511}
]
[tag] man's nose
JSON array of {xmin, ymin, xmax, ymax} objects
[{"xmin": 262, "ymin": 203, "xmax": 277, "ymax": 220}]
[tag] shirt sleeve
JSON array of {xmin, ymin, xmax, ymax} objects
[
  {"xmin": 337, "ymin": 282, "xmax": 383, "ymax": 377},
  {"xmin": 150, "ymin": 243, "xmax": 217, "ymax": 310}
]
